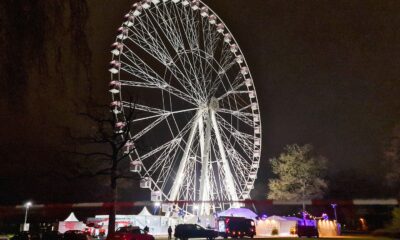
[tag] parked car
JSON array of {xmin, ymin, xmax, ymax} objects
[
  {"xmin": 297, "ymin": 225, "xmax": 319, "ymax": 238},
  {"xmin": 174, "ymin": 224, "xmax": 218, "ymax": 240},
  {"xmin": 217, "ymin": 217, "xmax": 256, "ymax": 238},
  {"xmin": 10, "ymin": 232, "xmax": 40, "ymax": 240},
  {"xmin": 0, "ymin": 234, "xmax": 12, "ymax": 240},
  {"xmin": 106, "ymin": 226, "xmax": 154, "ymax": 240},
  {"xmin": 42, "ymin": 231, "xmax": 63, "ymax": 240},
  {"xmin": 63, "ymin": 230, "xmax": 91, "ymax": 240}
]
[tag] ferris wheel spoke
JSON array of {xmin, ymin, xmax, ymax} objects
[
  {"xmin": 216, "ymin": 33, "xmax": 236, "ymax": 64},
  {"xmin": 178, "ymin": 156, "xmax": 197, "ymax": 201},
  {"xmin": 120, "ymin": 46, "xmax": 198, "ymax": 105},
  {"xmin": 211, "ymin": 139, "xmax": 235, "ymax": 204},
  {"xmin": 210, "ymin": 141, "xmax": 224, "ymax": 203},
  {"xmin": 122, "ymin": 101, "xmax": 197, "ymax": 116},
  {"xmin": 150, "ymin": 113, "xmax": 201, "ymax": 196},
  {"xmin": 131, "ymin": 12, "xmax": 206, "ymax": 102},
  {"xmin": 175, "ymin": 53, "xmax": 208, "ymax": 101},
  {"xmin": 210, "ymin": 110, "xmax": 240, "ymax": 204},
  {"xmin": 215, "ymin": 72, "xmax": 245, "ymax": 100},
  {"xmin": 120, "ymin": 78, "xmax": 196, "ymax": 106},
  {"xmin": 217, "ymin": 108, "xmax": 254, "ymax": 127},
  {"xmin": 147, "ymin": 141, "xmax": 181, "ymax": 180},
  {"xmin": 201, "ymin": 15, "xmax": 219, "ymax": 58},
  {"xmin": 169, "ymin": 110, "xmax": 202, "ymax": 201},
  {"xmin": 129, "ymin": 107, "xmax": 198, "ymax": 124},
  {"xmin": 157, "ymin": 115, "xmax": 199, "ymax": 191},
  {"xmin": 119, "ymin": 80, "xmax": 158, "ymax": 88},
  {"xmin": 219, "ymin": 130, "xmax": 251, "ymax": 181},
  {"xmin": 171, "ymin": 4, "xmax": 212, "ymax": 95},
  {"xmin": 173, "ymin": 4, "xmax": 218, "ymax": 98},
  {"xmin": 126, "ymin": 28, "xmax": 200, "ymax": 102},
  {"xmin": 149, "ymin": 3, "xmax": 185, "ymax": 51},
  {"xmin": 216, "ymin": 114, "xmax": 254, "ymax": 158},
  {"xmin": 134, "ymin": 137, "xmax": 181, "ymax": 163},
  {"xmin": 159, "ymin": 142, "xmax": 182, "ymax": 191},
  {"xmin": 129, "ymin": 15, "xmax": 173, "ymax": 64},
  {"xmin": 172, "ymin": 2, "xmax": 200, "ymax": 50},
  {"xmin": 131, "ymin": 115, "xmax": 169, "ymax": 141},
  {"xmin": 217, "ymin": 120, "xmax": 251, "ymax": 169},
  {"xmin": 139, "ymin": 10, "xmax": 205, "ymax": 101},
  {"xmin": 122, "ymin": 101, "xmax": 167, "ymax": 115}
]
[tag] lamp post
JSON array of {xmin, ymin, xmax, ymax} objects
[
  {"xmin": 331, "ymin": 203, "xmax": 337, "ymax": 221},
  {"xmin": 23, "ymin": 201, "xmax": 32, "ymax": 229}
]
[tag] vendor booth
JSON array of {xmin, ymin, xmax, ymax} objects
[
  {"xmin": 58, "ymin": 212, "xmax": 86, "ymax": 233},
  {"xmin": 256, "ymin": 215, "xmax": 298, "ymax": 236}
]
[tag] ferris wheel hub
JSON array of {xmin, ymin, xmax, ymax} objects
[{"xmin": 208, "ymin": 97, "xmax": 219, "ymax": 111}]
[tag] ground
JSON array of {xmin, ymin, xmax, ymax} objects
[{"xmin": 155, "ymin": 236, "xmax": 393, "ymax": 240}]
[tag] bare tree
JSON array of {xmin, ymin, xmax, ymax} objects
[{"xmin": 67, "ymin": 101, "xmax": 140, "ymax": 234}]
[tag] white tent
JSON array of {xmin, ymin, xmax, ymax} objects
[
  {"xmin": 217, "ymin": 208, "xmax": 258, "ymax": 219},
  {"xmin": 94, "ymin": 208, "xmax": 170, "ymax": 236},
  {"xmin": 138, "ymin": 207, "xmax": 153, "ymax": 216},
  {"xmin": 58, "ymin": 212, "xmax": 86, "ymax": 233},
  {"xmin": 64, "ymin": 212, "xmax": 80, "ymax": 222}
]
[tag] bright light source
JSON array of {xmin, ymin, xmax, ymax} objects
[
  {"xmin": 25, "ymin": 202, "xmax": 32, "ymax": 207},
  {"xmin": 154, "ymin": 202, "xmax": 161, "ymax": 207}
]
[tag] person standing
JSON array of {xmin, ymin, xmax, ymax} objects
[{"xmin": 168, "ymin": 226, "xmax": 172, "ymax": 240}]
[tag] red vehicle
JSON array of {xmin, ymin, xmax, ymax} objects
[
  {"xmin": 218, "ymin": 217, "xmax": 256, "ymax": 238},
  {"xmin": 106, "ymin": 226, "xmax": 155, "ymax": 240}
]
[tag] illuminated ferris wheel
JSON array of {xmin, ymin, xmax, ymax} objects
[{"xmin": 109, "ymin": 0, "xmax": 261, "ymax": 215}]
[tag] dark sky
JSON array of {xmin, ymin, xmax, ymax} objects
[{"xmin": 0, "ymin": 0, "xmax": 399, "ymax": 204}]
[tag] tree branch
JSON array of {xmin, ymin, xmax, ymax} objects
[{"xmin": 65, "ymin": 151, "xmax": 113, "ymax": 159}]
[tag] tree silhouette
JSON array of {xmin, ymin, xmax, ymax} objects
[{"xmin": 67, "ymin": 101, "xmax": 141, "ymax": 234}]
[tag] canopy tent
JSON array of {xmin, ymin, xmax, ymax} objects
[
  {"xmin": 217, "ymin": 208, "xmax": 258, "ymax": 219},
  {"xmin": 64, "ymin": 212, "xmax": 80, "ymax": 222},
  {"xmin": 58, "ymin": 212, "xmax": 86, "ymax": 233},
  {"xmin": 138, "ymin": 207, "xmax": 153, "ymax": 216}
]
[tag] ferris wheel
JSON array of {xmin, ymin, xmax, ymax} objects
[{"xmin": 109, "ymin": 0, "xmax": 261, "ymax": 215}]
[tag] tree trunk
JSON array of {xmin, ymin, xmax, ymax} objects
[
  {"xmin": 108, "ymin": 172, "xmax": 117, "ymax": 235},
  {"xmin": 301, "ymin": 181, "xmax": 306, "ymax": 212}
]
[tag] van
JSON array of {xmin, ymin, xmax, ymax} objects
[{"xmin": 217, "ymin": 217, "xmax": 255, "ymax": 238}]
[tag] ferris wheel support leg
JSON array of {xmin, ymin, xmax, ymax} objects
[
  {"xmin": 198, "ymin": 111, "xmax": 212, "ymax": 216},
  {"xmin": 210, "ymin": 110, "xmax": 240, "ymax": 208},
  {"xmin": 168, "ymin": 110, "xmax": 201, "ymax": 211}
]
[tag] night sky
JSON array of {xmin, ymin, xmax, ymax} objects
[{"xmin": 0, "ymin": 0, "xmax": 399, "ymax": 204}]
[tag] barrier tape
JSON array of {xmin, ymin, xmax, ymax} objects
[{"xmin": 5, "ymin": 199, "xmax": 399, "ymax": 210}]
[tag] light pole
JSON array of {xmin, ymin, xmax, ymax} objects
[
  {"xmin": 23, "ymin": 201, "xmax": 32, "ymax": 230},
  {"xmin": 331, "ymin": 203, "xmax": 337, "ymax": 221}
]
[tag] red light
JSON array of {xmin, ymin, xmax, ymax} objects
[
  {"xmin": 232, "ymin": 231, "xmax": 236, "ymax": 235},
  {"xmin": 226, "ymin": 228, "xmax": 230, "ymax": 233}
]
